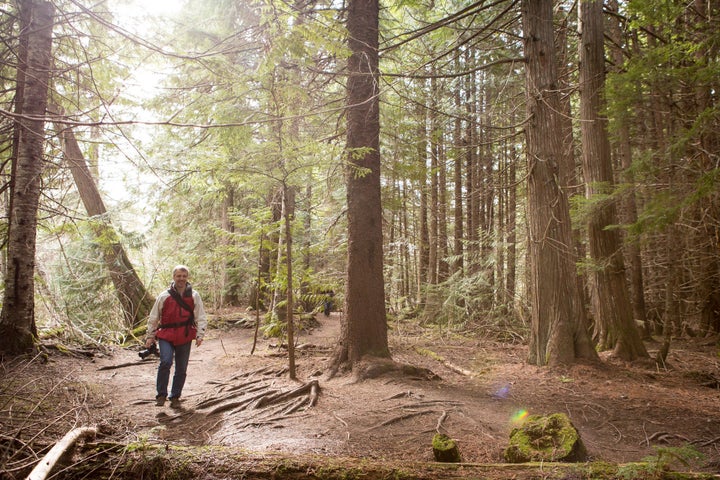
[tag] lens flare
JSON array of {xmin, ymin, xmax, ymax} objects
[
  {"xmin": 511, "ymin": 409, "xmax": 529, "ymax": 423},
  {"xmin": 493, "ymin": 384, "xmax": 511, "ymax": 398}
]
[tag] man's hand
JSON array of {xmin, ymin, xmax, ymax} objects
[
  {"xmin": 196, "ymin": 338, "xmax": 203, "ymax": 347},
  {"xmin": 145, "ymin": 337, "xmax": 155, "ymax": 348}
]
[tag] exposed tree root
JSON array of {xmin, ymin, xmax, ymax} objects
[
  {"xmin": 179, "ymin": 367, "xmax": 321, "ymax": 436},
  {"xmin": 350, "ymin": 356, "xmax": 439, "ymax": 382},
  {"xmin": 368, "ymin": 410, "xmax": 439, "ymax": 430}
]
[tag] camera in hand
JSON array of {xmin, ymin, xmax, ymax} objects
[{"xmin": 138, "ymin": 342, "xmax": 158, "ymax": 359}]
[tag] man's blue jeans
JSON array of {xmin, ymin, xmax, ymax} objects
[{"xmin": 157, "ymin": 339, "xmax": 192, "ymax": 399}]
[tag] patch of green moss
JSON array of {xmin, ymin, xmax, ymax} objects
[
  {"xmin": 504, "ymin": 413, "xmax": 587, "ymax": 463},
  {"xmin": 432, "ymin": 433, "xmax": 461, "ymax": 463},
  {"xmin": 414, "ymin": 346, "xmax": 447, "ymax": 364}
]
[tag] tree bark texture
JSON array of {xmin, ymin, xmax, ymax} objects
[
  {"xmin": 0, "ymin": 0, "xmax": 54, "ymax": 356},
  {"xmin": 56, "ymin": 124, "xmax": 155, "ymax": 328},
  {"xmin": 7, "ymin": 2, "xmax": 32, "ymax": 216},
  {"xmin": 556, "ymin": 5, "xmax": 591, "ymax": 321},
  {"xmin": 606, "ymin": 0, "xmax": 650, "ymax": 338},
  {"xmin": 429, "ymin": 80, "xmax": 439, "ymax": 285},
  {"xmin": 452, "ymin": 68, "xmax": 464, "ymax": 274},
  {"xmin": 464, "ymin": 48, "xmax": 478, "ymax": 268},
  {"xmin": 331, "ymin": 0, "xmax": 389, "ymax": 372},
  {"xmin": 283, "ymin": 183, "xmax": 297, "ymax": 379},
  {"xmin": 578, "ymin": 0, "xmax": 647, "ymax": 360},
  {"xmin": 416, "ymin": 100, "xmax": 429, "ymax": 297},
  {"xmin": 521, "ymin": 0, "xmax": 598, "ymax": 366},
  {"xmin": 506, "ymin": 146, "xmax": 517, "ymax": 302}
]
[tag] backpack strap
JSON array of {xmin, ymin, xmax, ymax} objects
[{"xmin": 162, "ymin": 287, "xmax": 196, "ymax": 335}]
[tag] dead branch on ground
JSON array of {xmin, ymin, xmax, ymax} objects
[{"xmin": 25, "ymin": 426, "xmax": 97, "ymax": 480}]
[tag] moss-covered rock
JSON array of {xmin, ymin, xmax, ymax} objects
[
  {"xmin": 432, "ymin": 433, "xmax": 461, "ymax": 463},
  {"xmin": 504, "ymin": 413, "xmax": 587, "ymax": 463}
]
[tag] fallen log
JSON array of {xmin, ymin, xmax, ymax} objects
[{"xmin": 25, "ymin": 426, "xmax": 97, "ymax": 480}]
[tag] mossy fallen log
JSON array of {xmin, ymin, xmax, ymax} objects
[{"xmin": 63, "ymin": 445, "xmax": 720, "ymax": 480}]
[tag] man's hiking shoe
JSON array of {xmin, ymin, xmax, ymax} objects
[
  {"xmin": 169, "ymin": 397, "xmax": 181, "ymax": 409},
  {"xmin": 155, "ymin": 396, "xmax": 166, "ymax": 407}
]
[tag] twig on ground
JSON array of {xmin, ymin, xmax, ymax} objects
[{"xmin": 332, "ymin": 412, "xmax": 348, "ymax": 427}]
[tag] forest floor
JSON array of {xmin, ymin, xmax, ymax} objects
[{"xmin": 2, "ymin": 309, "xmax": 720, "ymax": 479}]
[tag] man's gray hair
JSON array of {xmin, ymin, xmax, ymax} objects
[{"xmin": 172, "ymin": 265, "xmax": 190, "ymax": 275}]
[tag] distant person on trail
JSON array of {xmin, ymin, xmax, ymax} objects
[
  {"xmin": 323, "ymin": 290, "xmax": 335, "ymax": 316},
  {"xmin": 145, "ymin": 265, "xmax": 207, "ymax": 409}
]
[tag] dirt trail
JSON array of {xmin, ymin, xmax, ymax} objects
[{"xmin": 76, "ymin": 312, "xmax": 720, "ymax": 469}]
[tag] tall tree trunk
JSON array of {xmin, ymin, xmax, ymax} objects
[
  {"xmin": 452, "ymin": 68, "xmax": 464, "ymax": 275},
  {"xmin": 429, "ymin": 82, "xmax": 438, "ymax": 286},
  {"xmin": 55, "ymin": 123, "xmax": 155, "ymax": 328},
  {"xmin": 330, "ymin": 0, "xmax": 389, "ymax": 374},
  {"xmin": 436, "ymin": 97, "xmax": 449, "ymax": 283},
  {"xmin": 606, "ymin": 0, "xmax": 649, "ymax": 337},
  {"xmin": 465, "ymin": 48, "xmax": 478, "ymax": 268},
  {"xmin": 555, "ymin": 4, "xmax": 590, "ymax": 320},
  {"xmin": 258, "ymin": 188, "xmax": 282, "ymax": 310},
  {"xmin": 416, "ymin": 100, "xmax": 429, "ymax": 301},
  {"xmin": 301, "ymin": 183, "xmax": 312, "ymax": 302},
  {"xmin": 220, "ymin": 185, "xmax": 241, "ymax": 307},
  {"xmin": 0, "ymin": 0, "xmax": 54, "ymax": 356},
  {"xmin": 479, "ymin": 89, "xmax": 495, "ymax": 304},
  {"xmin": 283, "ymin": 183, "xmax": 296, "ymax": 379},
  {"xmin": 506, "ymin": 145, "xmax": 517, "ymax": 302},
  {"xmin": 521, "ymin": 0, "xmax": 598, "ymax": 366},
  {"xmin": 401, "ymin": 180, "xmax": 412, "ymax": 308},
  {"xmin": 578, "ymin": 0, "xmax": 647, "ymax": 360},
  {"xmin": 1, "ymin": 1, "xmax": 32, "ymax": 286}
]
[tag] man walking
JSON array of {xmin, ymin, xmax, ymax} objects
[{"xmin": 146, "ymin": 265, "xmax": 207, "ymax": 408}]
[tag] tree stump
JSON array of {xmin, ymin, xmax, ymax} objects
[
  {"xmin": 504, "ymin": 413, "xmax": 587, "ymax": 463},
  {"xmin": 432, "ymin": 433, "xmax": 461, "ymax": 462}
]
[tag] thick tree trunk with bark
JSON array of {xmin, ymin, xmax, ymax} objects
[
  {"xmin": 578, "ymin": 0, "xmax": 647, "ymax": 360},
  {"xmin": 556, "ymin": 5, "xmax": 590, "ymax": 320},
  {"xmin": 56, "ymin": 124, "xmax": 155, "ymax": 328},
  {"xmin": 330, "ymin": 0, "xmax": 389, "ymax": 374},
  {"xmin": 0, "ymin": 0, "xmax": 54, "ymax": 356},
  {"xmin": 606, "ymin": 0, "xmax": 649, "ymax": 338},
  {"xmin": 521, "ymin": 0, "xmax": 598, "ymax": 366}
]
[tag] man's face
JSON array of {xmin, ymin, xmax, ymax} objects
[{"xmin": 173, "ymin": 269, "xmax": 189, "ymax": 290}]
